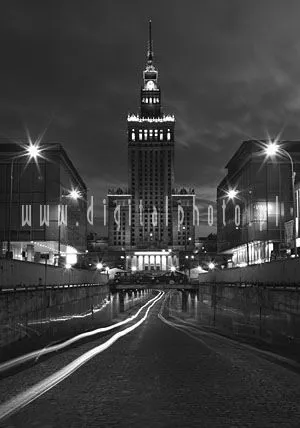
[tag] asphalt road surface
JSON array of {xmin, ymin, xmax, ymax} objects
[{"xmin": 1, "ymin": 290, "xmax": 300, "ymax": 427}]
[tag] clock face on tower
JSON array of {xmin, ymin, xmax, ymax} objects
[{"xmin": 146, "ymin": 80, "xmax": 155, "ymax": 90}]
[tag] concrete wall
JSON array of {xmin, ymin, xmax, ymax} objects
[
  {"xmin": 0, "ymin": 283, "xmax": 110, "ymax": 349},
  {"xmin": 199, "ymin": 258, "xmax": 300, "ymax": 285},
  {"xmin": 196, "ymin": 284, "xmax": 300, "ymax": 357},
  {"xmin": 0, "ymin": 259, "xmax": 108, "ymax": 288}
]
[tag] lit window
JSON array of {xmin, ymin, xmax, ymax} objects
[
  {"xmin": 145, "ymin": 98, "xmax": 148, "ymax": 103},
  {"xmin": 167, "ymin": 132, "xmax": 171, "ymax": 141},
  {"xmin": 144, "ymin": 129, "xmax": 148, "ymax": 139},
  {"xmin": 149, "ymin": 97, "xmax": 152, "ymax": 103},
  {"xmin": 160, "ymin": 131, "xmax": 163, "ymax": 141},
  {"xmin": 131, "ymin": 131, "xmax": 135, "ymax": 141},
  {"xmin": 139, "ymin": 130, "xmax": 143, "ymax": 141},
  {"xmin": 149, "ymin": 130, "xmax": 153, "ymax": 137}
]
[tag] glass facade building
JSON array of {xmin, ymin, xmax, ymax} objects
[
  {"xmin": 217, "ymin": 140, "xmax": 300, "ymax": 266},
  {"xmin": 0, "ymin": 141, "xmax": 87, "ymax": 265}
]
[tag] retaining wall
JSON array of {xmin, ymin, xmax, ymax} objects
[
  {"xmin": 0, "ymin": 283, "xmax": 110, "ymax": 349},
  {"xmin": 199, "ymin": 258, "xmax": 300, "ymax": 285},
  {"xmin": 196, "ymin": 284, "xmax": 300, "ymax": 358},
  {"xmin": 0, "ymin": 259, "xmax": 108, "ymax": 288}
]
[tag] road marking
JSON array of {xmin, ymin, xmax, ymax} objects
[{"xmin": 0, "ymin": 292, "xmax": 164, "ymax": 422}]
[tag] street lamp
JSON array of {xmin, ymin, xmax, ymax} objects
[
  {"xmin": 264, "ymin": 141, "xmax": 297, "ymax": 257},
  {"xmin": 96, "ymin": 262, "xmax": 103, "ymax": 270},
  {"xmin": 7, "ymin": 142, "xmax": 43, "ymax": 258},
  {"xmin": 182, "ymin": 225, "xmax": 191, "ymax": 251},
  {"xmin": 208, "ymin": 262, "xmax": 215, "ymax": 270},
  {"xmin": 226, "ymin": 188, "xmax": 250, "ymax": 265},
  {"xmin": 67, "ymin": 188, "xmax": 81, "ymax": 200},
  {"xmin": 184, "ymin": 254, "xmax": 194, "ymax": 280},
  {"xmin": 58, "ymin": 187, "xmax": 82, "ymax": 263},
  {"xmin": 226, "ymin": 189, "xmax": 238, "ymax": 199},
  {"xmin": 25, "ymin": 143, "xmax": 42, "ymax": 161}
]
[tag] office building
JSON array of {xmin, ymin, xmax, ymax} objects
[
  {"xmin": 0, "ymin": 140, "xmax": 87, "ymax": 265},
  {"xmin": 217, "ymin": 139, "xmax": 300, "ymax": 266}
]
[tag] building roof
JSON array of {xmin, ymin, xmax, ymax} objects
[
  {"xmin": 225, "ymin": 139, "xmax": 300, "ymax": 170},
  {"xmin": 0, "ymin": 139, "xmax": 87, "ymax": 190}
]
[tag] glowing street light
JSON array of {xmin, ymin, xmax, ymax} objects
[
  {"xmin": 68, "ymin": 189, "xmax": 81, "ymax": 200},
  {"xmin": 25, "ymin": 143, "xmax": 42, "ymax": 160},
  {"xmin": 131, "ymin": 266, "xmax": 137, "ymax": 272},
  {"xmin": 170, "ymin": 266, "xmax": 176, "ymax": 272},
  {"xmin": 226, "ymin": 189, "xmax": 238, "ymax": 199},
  {"xmin": 208, "ymin": 262, "xmax": 215, "ymax": 270},
  {"xmin": 96, "ymin": 262, "xmax": 103, "ymax": 270},
  {"xmin": 264, "ymin": 142, "xmax": 279, "ymax": 157}
]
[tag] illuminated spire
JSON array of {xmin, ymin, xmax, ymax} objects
[{"xmin": 147, "ymin": 20, "xmax": 153, "ymax": 66}]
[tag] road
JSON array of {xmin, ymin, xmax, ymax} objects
[{"xmin": 1, "ymin": 290, "xmax": 300, "ymax": 427}]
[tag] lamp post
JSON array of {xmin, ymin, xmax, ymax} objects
[
  {"xmin": 182, "ymin": 225, "xmax": 192, "ymax": 270},
  {"xmin": 182, "ymin": 225, "xmax": 185, "ymax": 249},
  {"xmin": 264, "ymin": 142, "xmax": 297, "ymax": 258},
  {"xmin": 7, "ymin": 142, "xmax": 42, "ymax": 258},
  {"xmin": 58, "ymin": 188, "xmax": 82, "ymax": 265},
  {"xmin": 226, "ymin": 188, "xmax": 250, "ymax": 265},
  {"xmin": 185, "ymin": 254, "xmax": 194, "ymax": 281},
  {"xmin": 7, "ymin": 159, "xmax": 14, "ymax": 258}
]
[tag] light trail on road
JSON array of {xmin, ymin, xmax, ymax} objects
[
  {"xmin": 27, "ymin": 297, "xmax": 111, "ymax": 325},
  {"xmin": 159, "ymin": 291, "xmax": 300, "ymax": 371},
  {"xmin": 0, "ymin": 291, "xmax": 164, "ymax": 422},
  {"xmin": 0, "ymin": 291, "xmax": 161, "ymax": 374},
  {"xmin": 158, "ymin": 292, "xmax": 215, "ymax": 351}
]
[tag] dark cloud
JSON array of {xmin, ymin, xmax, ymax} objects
[{"xmin": 1, "ymin": 0, "xmax": 300, "ymax": 236}]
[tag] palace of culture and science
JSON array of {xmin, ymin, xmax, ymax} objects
[{"xmin": 107, "ymin": 22, "xmax": 196, "ymax": 272}]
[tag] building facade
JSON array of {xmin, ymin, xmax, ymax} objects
[
  {"xmin": 217, "ymin": 140, "xmax": 300, "ymax": 266},
  {"xmin": 0, "ymin": 140, "xmax": 87, "ymax": 265},
  {"xmin": 107, "ymin": 22, "xmax": 195, "ymax": 271}
]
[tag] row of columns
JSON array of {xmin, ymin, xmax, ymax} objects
[{"xmin": 126, "ymin": 254, "xmax": 177, "ymax": 271}]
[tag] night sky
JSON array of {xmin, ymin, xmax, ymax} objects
[{"xmin": 1, "ymin": 1, "xmax": 300, "ymax": 236}]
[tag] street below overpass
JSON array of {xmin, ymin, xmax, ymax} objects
[{"xmin": 1, "ymin": 289, "xmax": 300, "ymax": 427}]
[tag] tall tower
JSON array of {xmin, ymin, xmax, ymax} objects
[
  {"xmin": 128, "ymin": 21, "xmax": 175, "ymax": 249},
  {"xmin": 108, "ymin": 21, "xmax": 195, "ymax": 272}
]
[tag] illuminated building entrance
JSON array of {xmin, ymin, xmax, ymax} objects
[{"xmin": 126, "ymin": 250, "xmax": 178, "ymax": 272}]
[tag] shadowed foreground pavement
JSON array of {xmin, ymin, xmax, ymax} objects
[{"xmin": 2, "ymin": 291, "xmax": 300, "ymax": 427}]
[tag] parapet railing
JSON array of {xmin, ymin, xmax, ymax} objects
[
  {"xmin": 0, "ymin": 283, "xmax": 108, "ymax": 293},
  {"xmin": 198, "ymin": 281, "xmax": 300, "ymax": 290}
]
